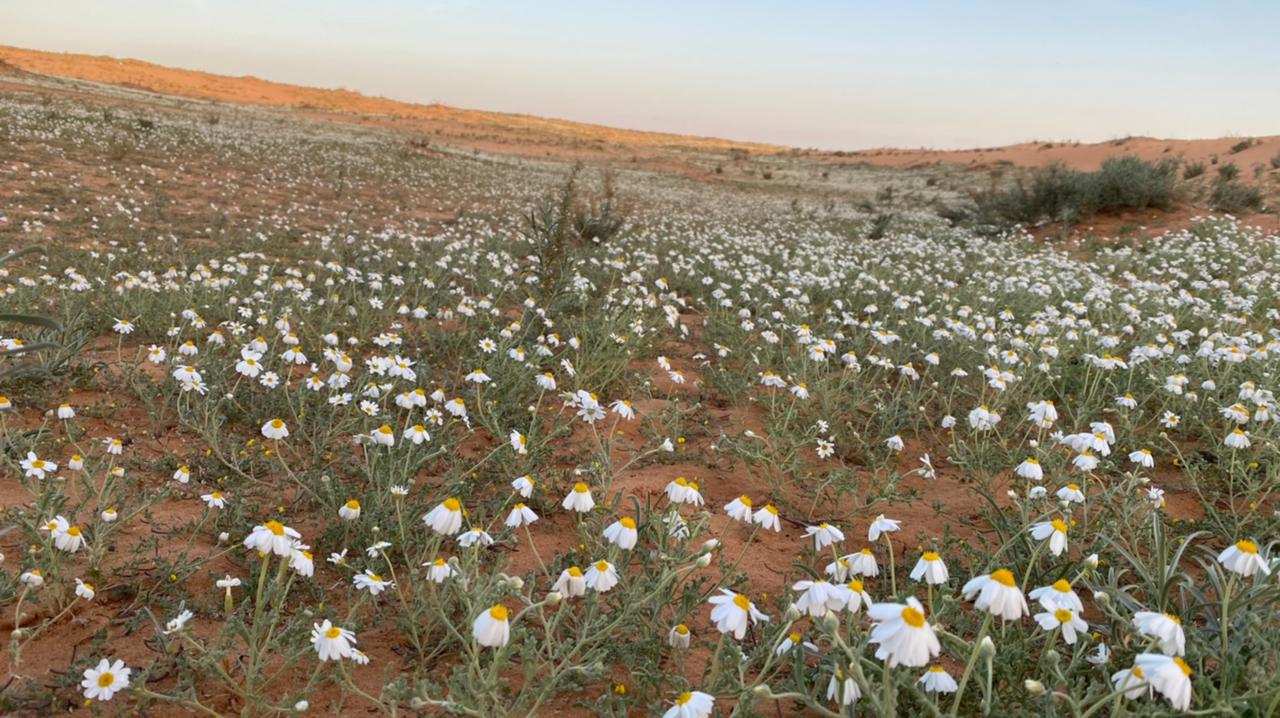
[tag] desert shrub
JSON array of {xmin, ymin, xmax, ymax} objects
[
  {"xmin": 1270, "ymin": 152, "xmax": 1280, "ymax": 170},
  {"xmin": 1090, "ymin": 155, "xmax": 1178, "ymax": 212},
  {"xmin": 522, "ymin": 166, "xmax": 631, "ymax": 305},
  {"xmin": 979, "ymin": 156, "xmax": 1179, "ymax": 225},
  {"xmin": 571, "ymin": 170, "xmax": 627, "ymax": 245},
  {"xmin": 1229, "ymin": 139, "xmax": 1254, "ymax": 153},
  {"xmin": 1208, "ymin": 175, "xmax": 1263, "ymax": 213},
  {"xmin": 1183, "ymin": 161, "xmax": 1207, "ymax": 179}
]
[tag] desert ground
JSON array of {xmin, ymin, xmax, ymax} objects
[{"xmin": 0, "ymin": 46, "xmax": 1278, "ymax": 717}]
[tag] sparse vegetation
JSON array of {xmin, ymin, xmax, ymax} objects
[{"xmin": 0, "ymin": 61, "xmax": 1277, "ymax": 718}]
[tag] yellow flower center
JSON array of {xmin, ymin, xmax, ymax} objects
[
  {"xmin": 433, "ymin": 558, "xmax": 446, "ymax": 567},
  {"xmin": 325, "ymin": 626, "xmax": 342, "ymax": 639},
  {"xmin": 1051, "ymin": 519, "xmax": 1069, "ymax": 533},
  {"xmin": 674, "ymin": 624, "xmax": 688, "ymax": 635},
  {"xmin": 732, "ymin": 594, "xmax": 752, "ymax": 611},
  {"xmin": 764, "ymin": 504, "xmax": 777, "ymax": 514},
  {"xmin": 1052, "ymin": 579, "xmax": 1071, "ymax": 592},
  {"xmin": 489, "ymin": 604, "xmax": 509, "ymax": 621},
  {"xmin": 443, "ymin": 498, "xmax": 461, "ymax": 511},
  {"xmin": 619, "ymin": 517, "xmax": 636, "ymax": 529},
  {"xmin": 67, "ymin": 527, "xmax": 81, "ymax": 537},
  {"xmin": 265, "ymin": 520, "xmax": 285, "ymax": 536},
  {"xmin": 346, "ymin": 500, "xmax": 360, "ymax": 509},
  {"xmin": 32, "ymin": 460, "xmax": 45, "ymax": 469},
  {"xmin": 929, "ymin": 665, "xmax": 945, "ymax": 673},
  {"xmin": 923, "ymin": 551, "xmax": 940, "ymax": 561},
  {"xmin": 1054, "ymin": 608, "xmax": 1073, "ymax": 623},
  {"xmin": 739, "ymin": 496, "xmax": 753, "ymax": 507},
  {"xmin": 368, "ymin": 573, "xmax": 382, "ymax": 582},
  {"xmin": 594, "ymin": 560, "xmax": 610, "ymax": 572},
  {"xmin": 98, "ymin": 673, "xmax": 115, "ymax": 687},
  {"xmin": 1174, "ymin": 657, "xmax": 1192, "ymax": 676},
  {"xmin": 677, "ymin": 692, "xmax": 693, "ymax": 705},
  {"xmin": 211, "ymin": 491, "xmax": 223, "ymax": 500},
  {"xmin": 1066, "ymin": 483, "xmax": 1080, "ymax": 491},
  {"xmin": 901, "ymin": 605, "xmax": 926, "ymax": 627},
  {"xmin": 574, "ymin": 482, "xmax": 590, "ymax": 494},
  {"xmin": 567, "ymin": 566, "xmax": 583, "ymax": 577},
  {"xmin": 270, "ymin": 419, "xmax": 284, "ymax": 429},
  {"xmin": 848, "ymin": 579, "xmax": 864, "ymax": 592},
  {"xmin": 990, "ymin": 569, "xmax": 1016, "ymax": 587},
  {"xmin": 1236, "ymin": 539, "xmax": 1258, "ymax": 554}
]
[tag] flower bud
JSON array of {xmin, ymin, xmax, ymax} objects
[
  {"xmin": 545, "ymin": 590, "xmax": 563, "ymax": 606},
  {"xmin": 1085, "ymin": 553, "xmax": 1099, "ymax": 568},
  {"xmin": 820, "ymin": 613, "xmax": 839, "ymax": 633},
  {"xmin": 702, "ymin": 538, "xmax": 721, "ymax": 552},
  {"xmin": 294, "ymin": 700, "xmax": 309, "ymax": 712},
  {"xmin": 978, "ymin": 636, "xmax": 996, "ymax": 658},
  {"xmin": 753, "ymin": 684, "xmax": 773, "ymax": 698},
  {"xmin": 1093, "ymin": 590, "xmax": 1111, "ymax": 607},
  {"xmin": 783, "ymin": 604, "xmax": 802, "ymax": 623},
  {"xmin": 1024, "ymin": 679, "xmax": 1045, "ymax": 696},
  {"xmin": 506, "ymin": 576, "xmax": 525, "ymax": 591},
  {"xmin": 695, "ymin": 553, "xmax": 712, "ymax": 568}
]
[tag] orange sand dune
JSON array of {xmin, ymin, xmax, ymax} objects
[
  {"xmin": 0, "ymin": 44, "xmax": 778, "ymax": 157},
  {"xmin": 1, "ymin": 44, "xmax": 1275, "ymax": 173},
  {"xmin": 839, "ymin": 135, "xmax": 1280, "ymax": 173}
]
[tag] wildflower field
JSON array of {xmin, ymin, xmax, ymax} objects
[{"xmin": 1, "ymin": 75, "xmax": 1278, "ymax": 718}]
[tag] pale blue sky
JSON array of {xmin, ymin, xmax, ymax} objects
[{"xmin": 3, "ymin": 1, "xmax": 1277, "ymax": 149}]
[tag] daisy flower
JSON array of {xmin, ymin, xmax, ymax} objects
[
  {"xmin": 312, "ymin": 620, "xmax": 357, "ymax": 661},
  {"xmin": 584, "ymin": 560, "xmax": 619, "ymax": 592},
  {"xmin": 1133, "ymin": 654, "xmax": 1193, "ymax": 710},
  {"xmin": 473, "ymin": 605, "xmax": 511, "ymax": 647},
  {"xmin": 562, "ymin": 482, "xmax": 595, "ymax": 512},
  {"xmin": 962, "ymin": 569, "xmax": 1028, "ymax": 621},
  {"xmin": 1133, "ymin": 612, "xmax": 1185, "ymax": 655},
  {"xmin": 708, "ymin": 589, "xmax": 769, "ymax": 639},
  {"xmin": 243, "ymin": 520, "xmax": 301, "ymax": 557},
  {"xmin": 81, "ymin": 658, "xmax": 130, "ymax": 701},
  {"xmin": 867, "ymin": 597, "xmax": 941, "ymax": 667},
  {"xmin": 909, "ymin": 551, "xmax": 949, "ymax": 584},
  {"xmin": 602, "ymin": 517, "xmax": 638, "ymax": 549},
  {"xmin": 805, "ymin": 522, "xmax": 845, "ymax": 550},
  {"xmin": 423, "ymin": 498, "xmax": 464, "ymax": 535},
  {"xmin": 662, "ymin": 690, "xmax": 714, "ymax": 718},
  {"xmin": 1217, "ymin": 539, "xmax": 1270, "ymax": 577},
  {"xmin": 1034, "ymin": 607, "xmax": 1087, "ymax": 644},
  {"xmin": 919, "ymin": 665, "xmax": 958, "ymax": 694},
  {"xmin": 1029, "ymin": 518, "xmax": 1070, "ymax": 556}
]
